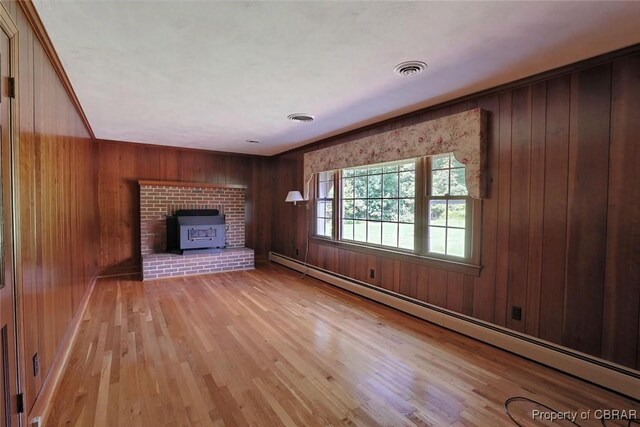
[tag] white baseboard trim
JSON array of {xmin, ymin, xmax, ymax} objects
[{"xmin": 269, "ymin": 252, "xmax": 640, "ymax": 400}]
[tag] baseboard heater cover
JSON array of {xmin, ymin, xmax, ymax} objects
[{"xmin": 269, "ymin": 252, "xmax": 640, "ymax": 400}]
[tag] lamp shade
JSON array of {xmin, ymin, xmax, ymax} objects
[{"xmin": 285, "ymin": 191, "xmax": 304, "ymax": 205}]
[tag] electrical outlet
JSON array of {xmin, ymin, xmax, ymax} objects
[
  {"xmin": 369, "ymin": 269, "xmax": 375, "ymax": 279},
  {"xmin": 32, "ymin": 353, "xmax": 39, "ymax": 377},
  {"xmin": 31, "ymin": 416, "xmax": 42, "ymax": 427},
  {"xmin": 511, "ymin": 306, "xmax": 522, "ymax": 321}
]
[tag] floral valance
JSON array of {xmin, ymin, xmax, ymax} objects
[{"xmin": 303, "ymin": 108, "xmax": 487, "ymax": 199}]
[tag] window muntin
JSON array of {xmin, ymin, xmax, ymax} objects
[
  {"xmin": 427, "ymin": 153, "xmax": 469, "ymax": 259},
  {"xmin": 315, "ymin": 171, "xmax": 334, "ymax": 238},
  {"xmin": 341, "ymin": 160, "xmax": 416, "ymax": 250}
]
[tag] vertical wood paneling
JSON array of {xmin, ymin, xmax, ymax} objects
[
  {"xmin": 525, "ymin": 82, "xmax": 547, "ymax": 337},
  {"xmin": 601, "ymin": 56, "xmax": 640, "ymax": 368},
  {"xmin": 96, "ymin": 141, "xmax": 272, "ymax": 274},
  {"xmin": 257, "ymin": 156, "xmax": 273, "ymax": 258},
  {"xmin": 538, "ymin": 75, "xmax": 571, "ymax": 344},
  {"xmin": 159, "ymin": 149, "xmax": 179, "ymax": 179},
  {"xmin": 563, "ymin": 64, "xmax": 612, "ymax": 356},
  {"xmin": 16, "ymin": 5, "xmax": 100, "ymax": 412},
  {"xmin": 118, "ymin": 144, "xmax": 137, "ymax": 265},
  {"xmin": 494, "ymin": 91, "xmax": 512, "ymax": 326},
  {"xmin": 462, "ymin": 276, "xmax": 474, "ymax": 316},
  {"xmin": 416, "ymin": 265, "xmax": 429, "ymax": 303},
  {"xmin": 180, "ymin": 151, "xmax": 205, "ymax": 183},
  {"xmin": 379, "ymin": 258, "xmax": 396, "ymax": 293},
  {"xmin": 399, "ymin": 262, "xmax": 417, "ymax": 298},
  {"xmin": 269, "ymin": 157, "xmax": 288, "ymax": 257},
  {"xmin": 33, "ymin": 38, "xmax": 53, "ymax": 379},
  {"xmin": 338, "ymin": 248, "xmax": 350, "ymax": 278},
  {"xmin": 307, "ymin": 241, "xmax": 318, "ymax": 267},
  {"xmin": 428, "ymin": 269, "xmax": 447, "ymax": 308},
  {"xmin": 271, "ymin": 51, "xmax": 640, "ymax": 370},
  {"xmin": 316, "ymin": 243, "xmax": 325, "ymax": 269},
  {"xmin": 446, "ymin": 272, "xmax": 464, "ymax": 314},
  {"xmin": 347, "ymin": 249, "xmax": 357, "ymax": 278},
  {"xmin": 506, "ymin": 86, "xmax": 532, "ymax": 332},
  {"xmin": 354, "ymin": 252, "xmax": 368, "ymax": 284},
  {"xmin": 98, "ymin": 142, "xmax": 119, "ymax": 270}
]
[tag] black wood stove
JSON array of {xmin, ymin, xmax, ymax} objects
[{"xmin": 166, "ymin": 209, "xmax": 226, "ymax": 254}]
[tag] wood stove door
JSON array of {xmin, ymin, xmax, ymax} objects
[{"xmin": 0, "ymin": 21, "xmax": 19, "ymax": 427}]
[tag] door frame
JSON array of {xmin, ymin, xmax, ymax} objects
[{"xmin": 0, "ymin": 4, "xmax": 22, "ymax": 427}]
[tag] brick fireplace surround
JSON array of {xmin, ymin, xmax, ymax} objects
[{"xmin": 139, "ymin": 181, "xmax": 254, "ymax": 280}]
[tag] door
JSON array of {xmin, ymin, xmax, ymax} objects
[{"xmin": 0, "ymin": 24, "xmax": 19, "ymax": 427}]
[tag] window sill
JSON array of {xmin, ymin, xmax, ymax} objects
[{"xmin": 310, "ymin": 237, "xmax": 482, "ymax": 277}]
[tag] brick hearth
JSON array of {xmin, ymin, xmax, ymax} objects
[{"xmin": 139, "ymin": 180, "xmax": 254, "ymax": 280}]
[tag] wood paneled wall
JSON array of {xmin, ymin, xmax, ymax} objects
[
  {"xmin": 97, "ymin": 140, "xmax": 272, "ymax": 275},
  {"xmin": 271, "ymin": 51, "xmax": 640, "ymax": 371},
  {"xmin": 9, "ymin": 4, "xmax": 100, "ymax": 413}
]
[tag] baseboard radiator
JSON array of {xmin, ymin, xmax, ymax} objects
[{"xmin": 269, "ymin": 252, "xmax": 640, "ymax": 400}]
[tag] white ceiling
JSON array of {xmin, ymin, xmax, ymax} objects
[{"xmin": 34, "ymin": 1, "xmax": 640, "ymax": 156}]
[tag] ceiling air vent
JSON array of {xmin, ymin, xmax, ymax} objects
[
  {"xmin": 287, "ymin": 113, "xmax": 315, "ymax": 122},
  {"xmin": 393, "ymin": 61, "xmax": 427, "ymax": 77}
]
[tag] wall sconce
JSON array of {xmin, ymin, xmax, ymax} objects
[{"xmin": 285, "ymin": 191, "xmax": 304, "ymax": 206}]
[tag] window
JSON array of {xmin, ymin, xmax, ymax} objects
[
  {"xmin": 340, "ymin": 160, "xmax": 416, "ymax": 249},
  {"xmin": 314, "ymin": 153, "xmax": 480, "ymax": 266},
  {"xmin": 427, "ymin": 153, "xmax": 470, "ymax": 259},
  {"xmin": 315, "ymin": 171, "xmax": 334, "ymax": 238}
]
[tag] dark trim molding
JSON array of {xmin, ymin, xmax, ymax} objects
[{"xmin": 18, "ymin": 0, "xmax": 95, "ymax": 139}]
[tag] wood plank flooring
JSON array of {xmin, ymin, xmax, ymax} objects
[{"xmin": 47, "ymin": 263, "xmax": 638, "ymax": 426}]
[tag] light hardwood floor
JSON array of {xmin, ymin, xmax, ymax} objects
[{"xmin": 47, "ymin": 263, "xmax": 638, "ymax": 426}]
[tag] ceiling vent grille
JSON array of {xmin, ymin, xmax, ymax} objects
[
  {"xmin": 287, "ymin": 113, "xmax": 315, "ymax": 122},
  {"xmin": 394, "ymin": 61, "xmax": 427, "ymax": 76}
]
